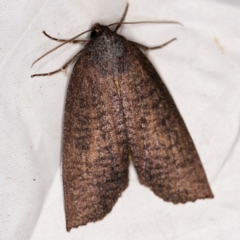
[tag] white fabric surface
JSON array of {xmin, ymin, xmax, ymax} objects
[{"xmin": 1, "ymin": 0, "xmax": 240, "ymax": 239}]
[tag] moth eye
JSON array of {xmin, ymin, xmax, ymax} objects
[{"xmin": 91, "ymin": 30, "xmax": 97, "ymax": 38}]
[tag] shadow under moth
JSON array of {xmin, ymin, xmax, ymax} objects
[{"xmin": 32, "ymin": 4, "xmax": 213, "ymax": 232}]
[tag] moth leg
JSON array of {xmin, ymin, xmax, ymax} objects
[
  {"xmin": 130, "ymin": 38, "xmax": 177, "ymax": 52},
  {"xmin": 43, "ymin": 31, "xmax": 88, "ymax": 44},
  {"xmin": 114, "ymin": 3, "xmax": 129, "ymax": 33},
  {"xmin": 31, "ymin": 51, "xmax": 82, "ymax": 78}
]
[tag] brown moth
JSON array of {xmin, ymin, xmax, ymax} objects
[{"xmin": 32, "ymin": 4, "xmax": 213, "ymax": 231}]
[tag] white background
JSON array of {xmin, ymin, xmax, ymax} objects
[{"xmin": 1, "ymin": 0, "xmax": 240, "ymax": 239}]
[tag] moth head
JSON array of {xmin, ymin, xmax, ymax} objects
[{"xmin": 91, "ymin": 23, "xmax": 106, "ymax": 38}]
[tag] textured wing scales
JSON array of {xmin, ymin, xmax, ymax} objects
[
  {"xmin": 62, "ymin": 51, "xmax": 129, "ymax": 231},
  {"xmin": 120, "ymin": 44, "xmax": 213, "ymax": 203}
]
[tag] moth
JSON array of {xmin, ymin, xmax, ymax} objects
[{"xmin": 32, "ymin": 4, "xmax": 213, "ymax": 231}]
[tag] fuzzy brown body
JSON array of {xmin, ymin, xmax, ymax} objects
[{"xmin": 62, "ymin": 25, "xmax": 213, "ymax": 231}]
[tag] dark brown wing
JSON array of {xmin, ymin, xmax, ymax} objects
[
  {"xmin": 62, "ymin": 49, "xmax": 129, "ymax": 231},
  {"xmin": 119, "ymin": 43, "xmax": 213, "ymax": 204}
]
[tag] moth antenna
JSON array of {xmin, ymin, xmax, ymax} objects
[
  {"xmin": 109, "ymin": 21, "xmax": 183, "ymax": 27},
  {"xmin": 114, "ymin": 3, "xmax": 129, "ymax": 33},
  {"xmin": 43, "ymin": 31, "xmax": 88, "ymax": 44},
  {"xmin": 129, "ymin": 37, "xmax": 177, "ymax": 52},
  {"xmin": 31, "ymin": 29, "xmax": 91, "ymax": 67}
]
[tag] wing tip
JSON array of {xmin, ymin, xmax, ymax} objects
[
  {"xmin": 139, "ymin": 180, "xmax": 214, "ymax": 204},
  {"xmin": 160, "ymin": 190, "xmax": 214, "ymax": 204},
  {"xmin": 65, "ymin": 181, "xmax": 129, "ymax": 231}
]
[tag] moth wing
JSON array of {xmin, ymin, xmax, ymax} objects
[
  {"xmin": 62, "ymin": 50, "xmax": 129, "ymax": 231},
  {"xmin": 120, "ymin": 44, "xmax": 213, "ymax": 203}
]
